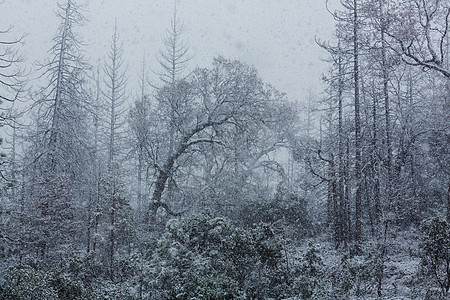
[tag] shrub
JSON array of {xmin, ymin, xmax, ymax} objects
[
  {"xmin": 148, "ymin": 211, "xmax": 294, "ymax": 299},
  {"xmin": 291, "ymin": 242, "xmax": 328, "ymax": 299},
  {"xmin": 0, "ymin": 257, "xmax": 97, "ymax": 300},
  {"xmin": 237, "ymin": 183, "xmax": 312, "ymax": 239},
  {"xmin": 419, "ymin": 217, "xmax": 449, "ymax": 298},
  {"xmin": 0, "ymin": 263, "xmax": 57, "ymax": 299}
]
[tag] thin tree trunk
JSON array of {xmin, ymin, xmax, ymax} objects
[
  {"xmin": 353, "ymin": 0, "xmax": 362, "ymax": 244},
  {"xmin": 137, "ymin": 147, "xmax": 143, "ymax": 213},
  {"xmin": 381, "ymin": 5, "xmax": 392, "ymax": 222},
  {"xmin": 447, "ymin": 181, "xmax": 450, "ymax": 222},
  {"xmin": 372, "ymin": 82, "xmax": 381, "ymax": 226},
  {"xmin": 345, "ymin": 136, "xmax": 351, "ymax": 248},
  {"xmin": 49, "ymin": 1, "xmax": 71, "ymax": 165},
  {"xmin": 337, "ymin": 37, "xmax": 347, "ymax": 246}
]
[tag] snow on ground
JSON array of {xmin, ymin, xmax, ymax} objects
[{"xmin": 289, "ymin": 227, "xmax": 425, "ymax": 299}]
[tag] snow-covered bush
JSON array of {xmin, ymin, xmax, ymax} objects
[
  {"xmin": 236, "ymin": 184, "xmax": 312, "ymax": 239},
  {"xmin": 327, "ymin": 250, "xmax": 385, "ymax": 299},
  {"xmin": 419, "ymin": 217, "xmax": 449, "ymax": 299},
  {"xmin": 148, "ymin": 211, "xmax": 295, "ymax": 299},
  {"xmin": 291, "ymin": 242, "xmax": 328, "ymax": 299},
  {"xmin": 0, "ymin": 260, "xmax": 88, "ymax": 300}
]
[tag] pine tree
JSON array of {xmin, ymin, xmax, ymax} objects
[{"xmin": 22, "ymin": 0, "xmax": 91, "ymax": 260}]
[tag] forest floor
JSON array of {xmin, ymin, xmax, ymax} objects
[{"xmin": 292, "ymin": 226, "xmax": 431, "ymax": 299}]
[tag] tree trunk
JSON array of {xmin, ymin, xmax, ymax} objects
[
  {"xmin": 353, "ymin": 0, "xmax": 362, "ymax": 244},
  {"xmin": 381, "ymin": 4, "xmax": 392, "ymax": 223},
  {"xmin": 337, "ymin": 37, "xmax": 347, "ymax": 246}
]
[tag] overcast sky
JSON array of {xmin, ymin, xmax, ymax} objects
[{"xmin": 1, "ymin": 0, "xmax": 335, "ymax": 103}]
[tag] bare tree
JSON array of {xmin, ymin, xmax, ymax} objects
[
  {"xmin": 129, "ymin": 59, "xmax": 152, "ymax": 217},
  {"xmin": 23, "ymin": 0, "xmax": 91, "ymax": 260},
  {"xmin": 387, "ymin": 0, "xmax": 449, "ymax": 78},
  {"xmin": 146, "ymin": 57, "xmax": 290, "ymax": 220},
  {"xmin": 101, "ymin": 21, "xmax": 129, "ymax": 281},
  {"xmin": 103, "ymin": 21, "xmax": 127, "ymax": 166},
  {"xmin": 0, "ymin": 26, "xmax": 26, "ymax": 106},
  {"xmin": 317, "ymin": 25, "xmax": 354, "ymax": 248},
  {"xmin": 326, "ymin": 0, "xmax": 365, "ymax": 246},
  {"xmin": 0, "ymin": 23, "xmax": 26, "ymax": 185},
  {"xmin": 86, "ymin": 67, "xmax": 102, "ymax": 256},
  {"xmin": 157, "ymin": 4, "xmax": 191, "ymax": 86},
  {"xmin": 154, "ymin": 5, "xmax": 193, "ymax": 210}
]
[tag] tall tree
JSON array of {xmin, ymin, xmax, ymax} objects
[
  {"xmin": 378, "ymin": 0, "xmax": 392, "ymax": 228},
  {"xmin": 0, "ymin": 19, "xmax": 26, "ymax": 266},
  {"xmin": 146, "ymin": 57, "xmax": 291, "ymax": 220},
  {"xmin": 326, "ymin": 0, "xmax": 366, "ymax": 245},
  {"xmin": 0, "ymin": 20, "xmax": 26, "ymax": 187},
  {"xmin": 129, "ymin": 59, "xmax": 152, "ymax": 218},
  {"xmin": 351, "ymin": 0, "xmax": 363, "ymax": 245},
  {"xmin": 317, "ymin": 24, "xmax": 354, "ymax": 248},
  {"xmin": 155, "ymin": 4, "xmax": 192, "ymax": 210},
  {"xmin": 101, "ymin": 21, "xmax": 129, "ymax": 281},
  {"xmin": 103, "ymin": 21, "xmax": 127, "ymax": 167},
  {"xmin": 23, "ymin": 0, "xmax": 91, "ymax": 260},
  {"xmin": 85, "ymin": 67, "xmax": 102, "ymax": 256}
]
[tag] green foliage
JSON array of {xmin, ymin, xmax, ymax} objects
[
  {"xmin": 92, "ymin": 280, "xmax": 136, "ymax": 300},
  {"xmin": 48, "ymin": 269, "xmax": 86, "ymax": 300},
  {"xmin": 237, "ymin": 183, "xmax": 312, "ymax": 239},
  {"xmin": 0, "ymin": 260, "xmax": 90, "ymax": 300},
  {"xmin": 419, "ymin": 217, "xmax": 450, "ymax": 298},
  {"xmin": 327, "ymin": 250, "xmax": 385, "ymax": 299},
  {"xmin": 148, "ymin": 211, "xmax": 294, "ymax": 299},
  {"xmin": 0, "ymin": 254, "xmax": 147, "ymax": 299},
  {"xmin": 0, "ymin": 263, "xmax": 58, "ymax": 299},
  {"xmin": 291, "ymin": 242, "xmax": 327, "ymax": 299},
  {"xmin": 65, "ymin": 254, "xmax": 103, "ymax": 289}
]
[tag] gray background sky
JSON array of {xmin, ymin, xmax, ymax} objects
[{"xmin": 1, "ymin": 0, "xmax": 335, "ymax": 103}]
